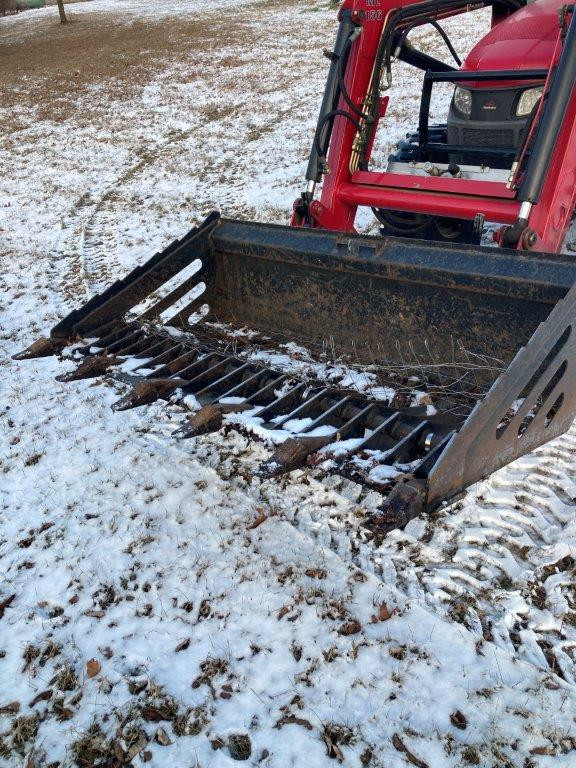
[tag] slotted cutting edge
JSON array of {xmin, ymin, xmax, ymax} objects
[{"xmin": 14, "ymin": 214, "xmax": 576, "ymax": 534}]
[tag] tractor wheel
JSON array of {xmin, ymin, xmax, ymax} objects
[{"xmin": 375, "ymin": 210, "xmax": 481, "ymax": 245}]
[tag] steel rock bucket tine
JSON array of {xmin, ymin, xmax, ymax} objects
[
  {"xmin": 173, "ymin": 403, "xmax": 252, "ymax": 439},
  {"xmin": 111, "ymin": 378, "xmax": 188, "ymax": 412},
  {"xmin": 13, "ymin": 336, "xmax": 70, "ymax": 360},
  {"xmin": 364, "ymin": 479, "xmax": 426, "ymax": 538},
  {"xmin": 256, "ymin": 434, "xmax": 335, "ymax": 479},
  {"xmin": 55, "ymin": 355, "xmax": 122, "ymax": 382}
]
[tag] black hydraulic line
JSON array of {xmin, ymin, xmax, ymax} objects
[
  {"xmin": 314, "ymin": 109, "xmax": 363, "ymax": 161},
  {"xmin": 363, "ymin": 0, "xmax": 526, "ymax": 166},
  {"xmin": 395, "ymin": 17, "xmax": 462, "ymax": 66},
  {"xmin": 305, "ymin": 11, "xmax": 358, "ymax": 184},
  {"xmin": 518, "ymin": 9, "xmax": 576, "ymax": 204},
  {"xmin": 336, "ymin": 33, "xmax": 372, "ymax": 121},
  {"xmin": 396, "ymin": 40, "xmax": 456, "ymax": 73}
]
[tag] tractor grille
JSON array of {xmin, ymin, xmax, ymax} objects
[{"xmin": 462, "ymin": 127, "xmax": 515, "ymax": 147}]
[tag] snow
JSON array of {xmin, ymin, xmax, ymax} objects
[{"xmin": 2, "ymin": 1, "xmax": 576, "ymax": 766}]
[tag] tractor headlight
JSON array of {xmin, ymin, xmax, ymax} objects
[
  {"xmin": 516, "ymin": 86, "xmax": 543, "ymax": 117},
  {"xmin": 453, "ymin": 86, "xmax": 472, "ymax": 117}
]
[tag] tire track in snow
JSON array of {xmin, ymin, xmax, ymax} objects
[
  {"xmin": 311, "ymin": 430, "xmax": 576, "ymax": 685},
  {"xmin": 49, "ymin": 128, "xmax": 198, "ymax": 311}
]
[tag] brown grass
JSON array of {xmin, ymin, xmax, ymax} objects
[{"xmin": 0, "ymin": 10, "xmax": 253, "ymax": 119}]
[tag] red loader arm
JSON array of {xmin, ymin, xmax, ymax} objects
[{"xmin": 293, "ymin": 0, "xmax": 576, "ymax": 255}]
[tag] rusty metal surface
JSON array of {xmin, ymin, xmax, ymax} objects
[
  {"xmin": 204, "ymin": 220, "xmax": 576, "ymax": 384},
  {"xmin": 54, "ymin": 355, "xmax": 122, "ymax": 382},
  {"xmin": 173, "ymin": 403, "xmax": 253, "ymax": 439},
  {"xmin": 13, "ymin": 212, "xmax": 576, "ymax": 532},
  {"xmin": 13, "ymin": 336, "xmax": 70, "ymax": 360},
  {"xmin": 428, "ymin": 277, "xmax": 576, "ymax": 509}
]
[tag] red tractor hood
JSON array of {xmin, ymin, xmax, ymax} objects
[{"xmin": 460, "ymin": 0, "xmax": 561, "ymax": 87}]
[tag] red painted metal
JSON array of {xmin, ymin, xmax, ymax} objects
[
  {"xmin": 338, "ymin": 182, "xmax": 521, "ymax": 223},
  {"xmin": 352, "ymin": 171, "xmax": 517, "ymax": 199},
  {"xmin": 522, "ymin": 80, "xmax": 576, "ymax": 253},
  {"xmin": 303, "ymin": 0, "xmax": 575, "ymax": 255},
  {"xmin": 462, "ymin": 0, "xmax": 561, "ymax": 89}
]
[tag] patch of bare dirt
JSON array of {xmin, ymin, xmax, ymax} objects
[{"xmin": 0, "ymin": 10, "xmax": 254, "ymax": 121}]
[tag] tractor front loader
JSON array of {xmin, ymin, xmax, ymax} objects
[{"xmin": 16, "ymin": 0, "xmax": 576, "ymax": 533}]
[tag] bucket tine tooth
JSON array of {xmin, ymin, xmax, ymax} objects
[
  {"xmin": 111, "ymin": 377, "xmax": 188, "ymax": 412},
  {"xmin": 173, "ymin": 402, "xmax": 252, "ymax": 439},
  {"xmin": 13, "ymin": 336, "xmax": 70, "ymax": 360},
  {"xmin": 364, "ymin": 479, "xmax": 426, "ymax": 537},
  {"xmin": 55, "ymin": 355, "xmax": 122, "ymax": 382},
  {"xmin": 256, "ymin": 434, "xmax": 333, "ymax": 479}
]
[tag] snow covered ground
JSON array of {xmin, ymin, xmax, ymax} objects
[{"xmin": 2, "ymin": 1, "xmax": 576, "ymax": 766}]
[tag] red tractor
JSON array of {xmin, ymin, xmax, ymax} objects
[
  {"xmin": 17, "ymin": 0, "xmax": 576, "ymax": 531},
  {"xmin": 293, "ymin": 0, "xmax": 575, "ymax": 255}
]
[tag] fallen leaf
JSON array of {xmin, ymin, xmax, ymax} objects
[
  {"xmin": 323, "ymin": 730, "xmax": 344, "ymax": 762},
  {"xmin": 530, "ymin": 745, "xmax": 556, "ymax": 756},
  {"xmin": 275, "ymin": 715, "xmax": 314, "ymax": 731},
  {"xmin": 305, "ymin": 568, "xmax": 327, "ymax": 579},
  {"xmin": 360, "ymin": 747, "xmax": 373, "ymax": 765},
  {"xmin": 0, "ymin": 594, "xmax": 15, "ymax": 619},
  {"xmin": 338, "ymin": 620, "xmax": 361, "ymax": 636},
  {"xmin": 175, "ymin": 638, "xmax": 190, "ymax": 652},
  {"xmin": 0, "ymin": 701, "xmax": 20, "ymax": 715},
  {"xmin": 277, "ymin": 605, "xmax": 290, "ymax": 620},
  {"xmin": 378, "ymin": 603, "xmax": 392, "ymax": 621},
  {"xmin": 83, "ymin": 609, "xmax": 105, "ymax": 618},
  {"xmin": 450, "ymin": 710, "xmax": 467, "ymax": 730},
  {"xmin": 155, "ymin": 727, "xmax": 172, "ymax": 746},
  {"xmin": 247, "ymin": 508, "xmax": 267, "ymax": 529},
  {"xmin": 29, "ymin": 690, "xmax": 52, "ymax": 707},
  {"xmin": 86, "ymin": 659, "xmax": 101, "ymax": 678},
  {"xmin": 128, "ymin": 679, "xmax": 147, "ymax": 695},
  {"xmin": 142, "ymin": 705, "xmax": 175, "ymax": 722},
  {"xmin": 392, "ymin": 734, "xmax": 428, "ymax": 768},
  {"xmin": 125, "ymin": 730, "xmax": 148, "ymax": 761}
]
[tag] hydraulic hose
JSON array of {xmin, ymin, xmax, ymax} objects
[
  {"xmin": 315, "ymin": 109, "xmax": 363, "ymax": 162},
  {"xmin": 395, "ymin": 17, "xmax": 462, "ymax": 67},
  {"xmin": 305, "ymin": 12, "xmax": 359, "ymax": 183},
  {"xmin": 361, "ymin": 0, "xmax": 525, "ymax": 168}
]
